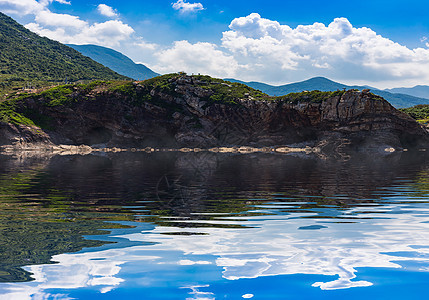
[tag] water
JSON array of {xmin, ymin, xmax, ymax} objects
[{"xmin": 1, "ymin": 151, "xmax": 429, "ymax": 299}]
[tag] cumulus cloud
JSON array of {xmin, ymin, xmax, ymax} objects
[
  {"xmin": 136, "ymin": 41, "xmax": 158, "ymax": 51},
  {"xmin": 35, "ymin": 10, "xmax": 87, "ymax": 29},
  {"xmin": 172, "ymin": 0, "xmax": 204, "ymax": 14},
  {"xmin": 50, "ymin": 0, "xmax": 70, "ymax": 4},
  {"xmin": 220, "ymin": 13, "xmax": 429, "ymax": 86},
  {"xmin": 0, "ymin": 0, "xmax": 44, "ymax": 15},
  {"xmin": 97, "ymin": 4, "xmax": 117, "ymax": 18},
  {"xmin": 142, "ymin": 13, "xmax": 429, "ymax": 87},
  {"xmin": 26, "ymin": 19, "xmax": 134, "ymax": 47},
  {"xmin": 0, "ymin": 0, "xmax": 70, "ymax": 15},
  {"xmin": 151, "ymin": 40, "xmax": 240, "ymax": 78}
]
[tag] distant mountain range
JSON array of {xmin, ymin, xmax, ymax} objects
[
  {"xmin": 0, "ymin": 12, "xmax": 127, "ymax": 90},
  {"xmin": 385, "ymin": 86, "xmax": 429, "ymax": 100},
  {"xmin": 68, "ymin": 44, "xmax": 159, "ymax": 81},
  {"xmin": 226, "ymin": 77, "xmax": 429, "ymax": 108}
]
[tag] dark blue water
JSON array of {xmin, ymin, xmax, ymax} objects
[{"xmin": 0, "ymin": 151, "xmax": 429, "ymax": 299}]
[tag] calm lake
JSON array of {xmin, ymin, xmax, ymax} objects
[{"xmin": 1, "ymin": 150, "xmax": 429, "ymax": 299}]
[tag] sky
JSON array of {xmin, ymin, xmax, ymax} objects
[{"xmin": 1, "ymin": 0, "xmax": 429, "ymax": 88}]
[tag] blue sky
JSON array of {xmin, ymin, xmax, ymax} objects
[{"xmin": 1, "ymin": 0, "xmax": 429, "ymax": 87}]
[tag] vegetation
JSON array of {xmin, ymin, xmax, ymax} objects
[
  {"xmin": 136, "ymin": 73, "xmax": 180, "ymax": 94},
  {"xmin": 39, "ymin": 85, "xmax": 75, "ymax": 106},
  {"xmin": 0, "ymin": 12, "xmax": 128, "ymax": 96},
  {"xmin": 194, "ymin": 75, "xmax": 268, "ymax": 104},
  {"xmin": 400, "ymin": 104, "xmax": 429, "ymax": 124},
  {"xmin": 0, "ymin": 73, "xmax": 365, "ymax": 128},
  {"xmin": 275, "ymin": 90, "xmax": 346, "ymax": 104},
  {"xmin": 111, "ymin": 73, "xmax": 269, "ymax": 105},
  {"xmin": 0, "ymin": 100, "xmax": 35, "ymax": 126}
]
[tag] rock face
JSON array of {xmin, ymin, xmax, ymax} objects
[
  {"xmin": 1, "ymin": 75, "xmax": 428, "ymax": 153},
  {"xmin": 0, "ymin": 123, "xmax": 51, "ymax": 148}
]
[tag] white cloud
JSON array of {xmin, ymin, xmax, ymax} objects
[
  {"xmin": 26, "ymin": 20, "xmax": 134, "ymax": 47},
  {"xmin": 172, "ymin": 0, "xmax": 204, "ymax": 14},
  {"xmin": 151, "ymin": 40, "xmax": 240, "ymax": 78},
  {"xmin": 136, "ymin": 41, "xmax": 158, "ymax": 51},
  {"xmin": 140, "ymin": 13, "xmax": 429, "ymax": 87},
  {"xmin": 219, "ymin": 13, "xmax": 429, "ymax": 86},
  {"xmin": 0, "ymin": 0, "xmax": 44, "ymax": 15},
  {"xmin": 40, "ymin": 0, "xmax": 71, "ymax": 5},
  {"xmin": 0, "ymin": 0, "xmax": 70, "ymax": 15},
  {"xmin": 35, "ymin": 10, "xmax": 87, "ymax": 29},
  {"xmin": 80, "ymin": 20, "xmax": 134, "ymax": 45},
  {"xmin": 97, "ymin": 4, "xmax": 117, "ymax": 18}
]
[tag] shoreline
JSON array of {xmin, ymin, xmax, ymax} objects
[
  {"xmin": 0, "ymin": 144, "xmax": 318, "ymax": 156},
  {"xmin": 0, "ymin": 143, "xmax": 406, "ymax": 158}
]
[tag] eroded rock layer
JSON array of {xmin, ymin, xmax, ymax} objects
[{"xmin": 1, "ymin": 75, "xmax": 428, "ymax": 153}]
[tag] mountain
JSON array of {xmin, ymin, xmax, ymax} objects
[
  {"xmin": 68, "ymin": 44, "xmax": 159, "ymax": 81},
  {"xmin": 0, "ymin": 12, "xmax": 127, "ymax": 93},
  {"xmin": 386, "ymin": 86, "xmax": 429, "ymax": 100},
  {"xmin": 225, "ymin": 77, "xmax": 429, "ymax": 108}
]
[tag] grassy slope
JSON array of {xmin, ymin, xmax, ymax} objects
[
  {"xmin": 0, "ymin": 12, "xmax": 128, "ymax": 95},
  {"xmin": 400, "ymin": 105, "xmax": 429, "ymax": 124}
]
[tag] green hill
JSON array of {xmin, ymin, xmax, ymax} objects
[
  {"xmin": 225, "ymin": 77, "xmax": 429, "ymax": 108},
  {"xmin": 0, "ymin": 12, "xmax": 128, "ymax": 94},
  {"xmin": 68, "ymin": 44, "xmax": 159, "ymax": 80}
]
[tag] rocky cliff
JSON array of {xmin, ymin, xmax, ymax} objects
[{"xmin": 1, "ymin": 74, "xmax": 428, "ymax": 153}]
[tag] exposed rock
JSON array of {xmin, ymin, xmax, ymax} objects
[
  {"xmin": 1, "ymin": 75, "xmax": 428, "ymax": 155},
  {"xmin": 0, "ymin": 122, "xmax": 52, "ymax": 147}
]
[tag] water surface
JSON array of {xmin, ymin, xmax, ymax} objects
[{"xmin": 1, "ymin": 151, "xmax": 429, "ymax": 299}]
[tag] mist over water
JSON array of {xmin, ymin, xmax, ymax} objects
[{"xmin": 1, "ymin": 151, "xmax": 429, "ymax": 299}]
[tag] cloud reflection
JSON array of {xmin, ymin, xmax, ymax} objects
[
  {"xmin": 129, "ymin": 202, "xmax": 429, "ymax": 291},
  {"xmin": 2, "ymin": 198, "xmax": 429, "ymax": 298}
]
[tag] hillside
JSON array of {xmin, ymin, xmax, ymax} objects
[
  {"xmin": 386, "ymin": 85, "xmax": 429, "ymax": 100},
  {"xmin": 225, "ymin": 77, "xmax": 429, "ymax": 108},
  {"xmin": 68, "ymin": 44, "xmax": 159, "ymax": 81},
  {"xmin": 400, "ymin": 104, "xmax": 429, "ymax": 124},
  {"xmin": 0, "ymin": 73, "xmax": 427, "ymax": 152},
  {"xmin": 0, "ymin": 12, "xmax": 127, "ymax": 94}
]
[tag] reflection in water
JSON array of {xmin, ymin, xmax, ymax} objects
[
  {"xmin": 0, "ymin": 163, "xmax": 126, "ymax": 283},
  {"xmin": 0, "ymin": 152, "xmax": 429, "ymax": 298}
]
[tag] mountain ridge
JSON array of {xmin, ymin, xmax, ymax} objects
[
  {"xmin": 225, "ymin": 77, "xmax": 429, "ymax": 108},
  {"xmin": 386, "ymin": 85, "xmax": 429, "ymax": 100},
  {"xmin": 67, "ymin": 44, "xmax": 159, "ymax": 81}
]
